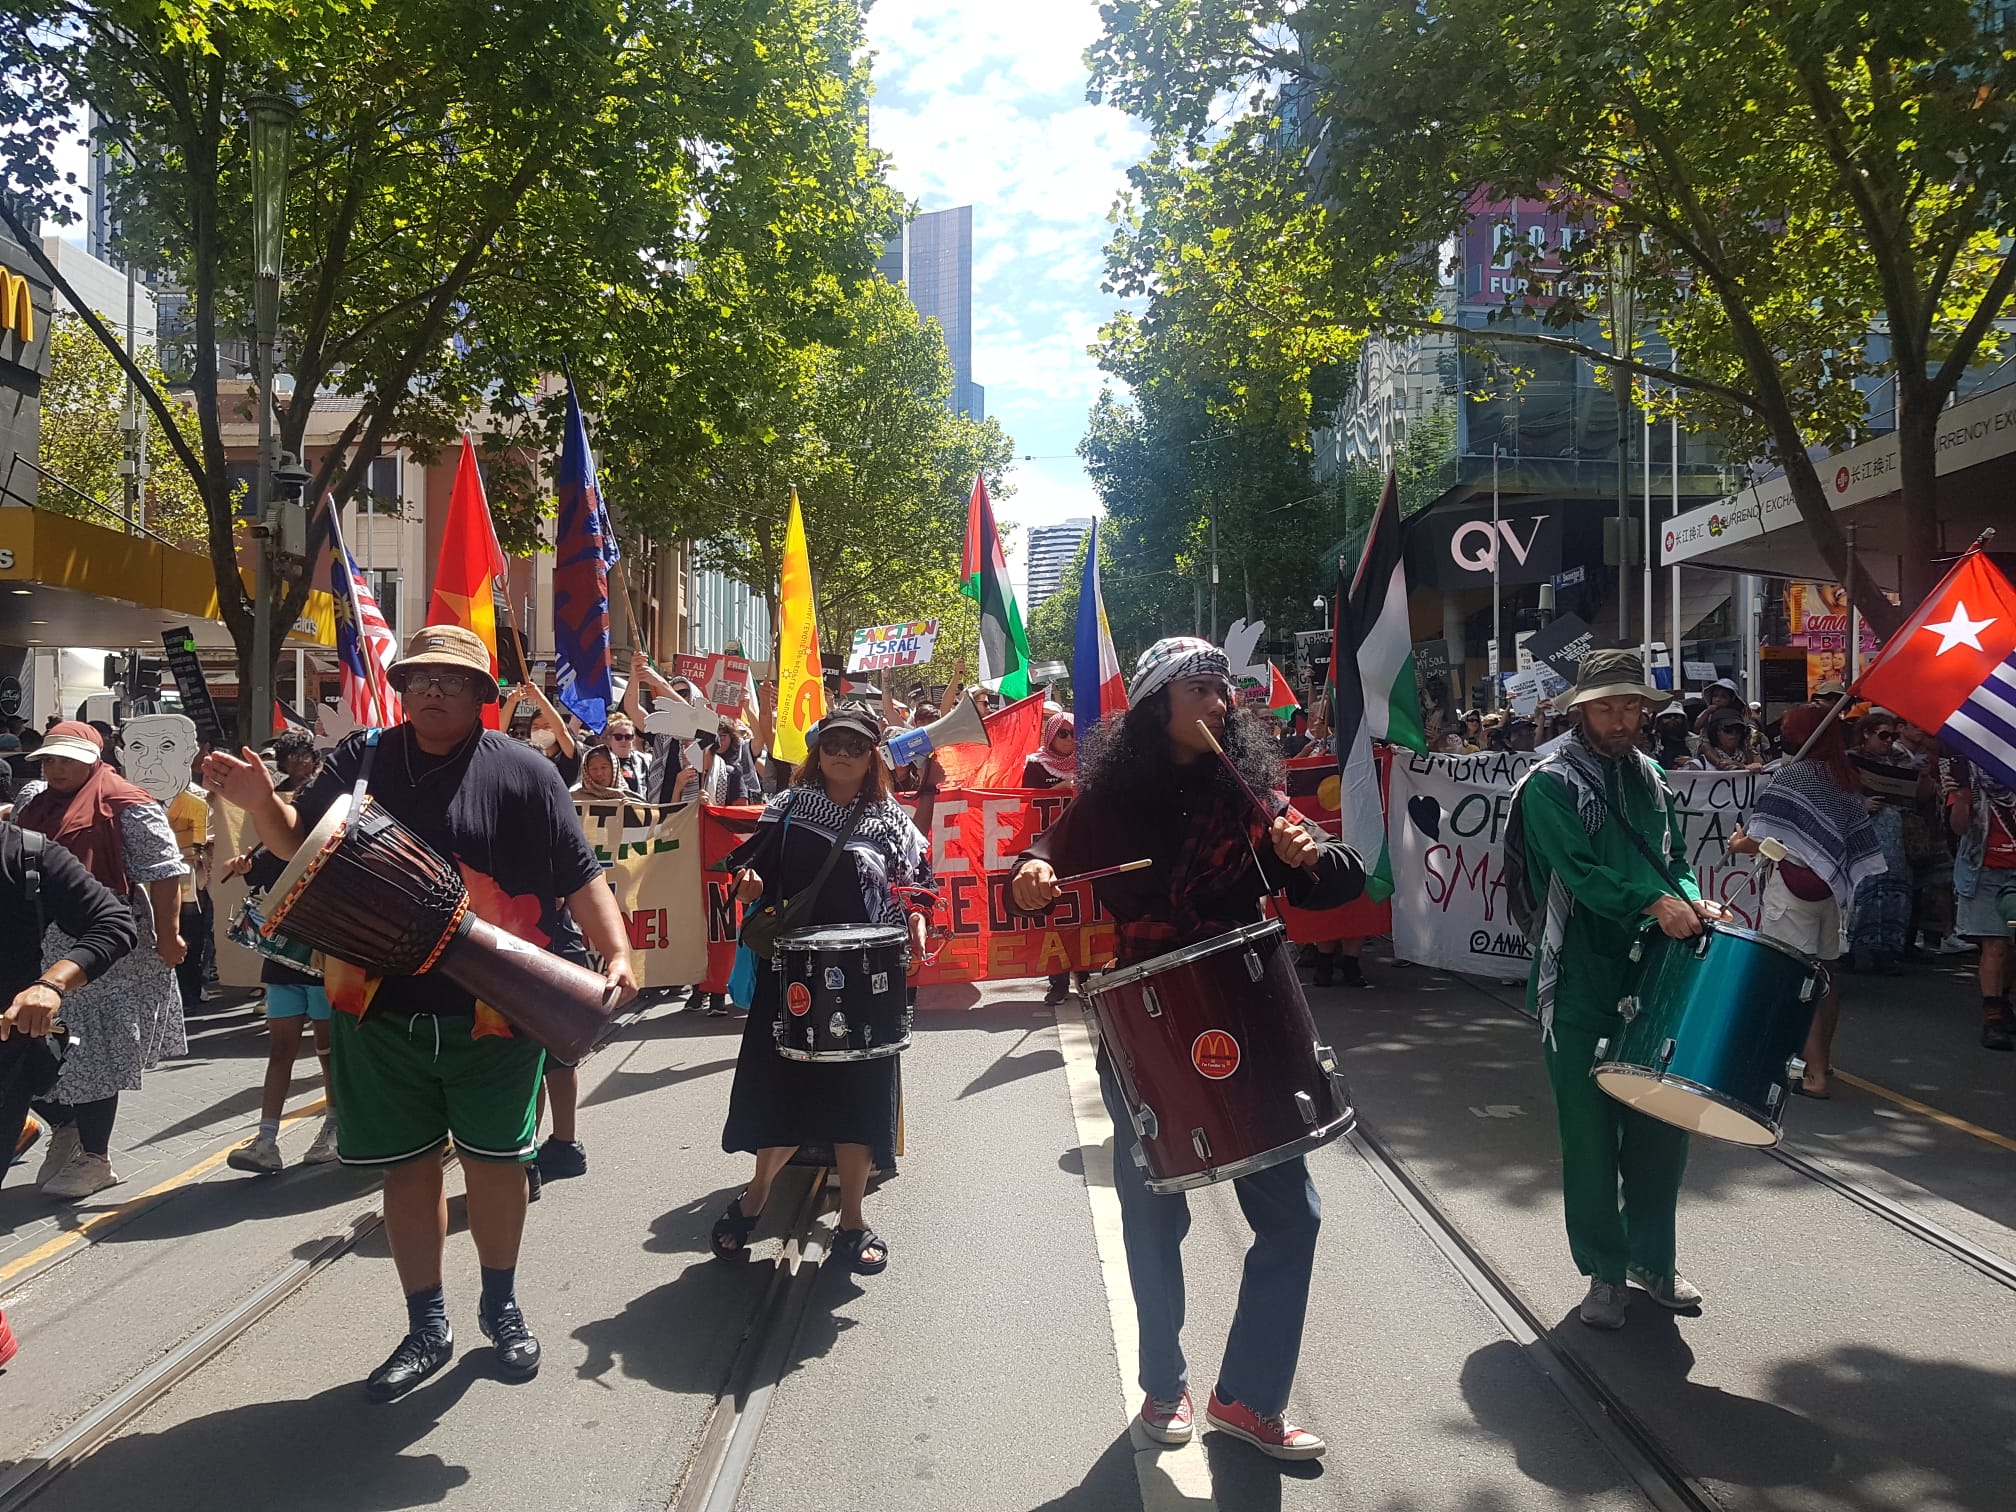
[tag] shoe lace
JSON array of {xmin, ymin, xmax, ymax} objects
[
  {"xmin": 485, "ymin": 1307, "xmax": 533, "ymax": 1347},
  {"xmin": 390, "ymin": 1330, "xmax": 446, "ymax": 1370}
]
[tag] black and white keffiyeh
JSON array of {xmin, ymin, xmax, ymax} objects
[{"xmin": 757, "ymin": 785, "xmax": 931, "ymax": 927}]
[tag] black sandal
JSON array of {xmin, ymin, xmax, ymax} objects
[
  {"xmin": 710, "ymin": 1195, "xmax": 759, "ymax": 1259},
  {"xmin": 835, "ymin": 1226, "xmax": 889, "ymax": 1275}
]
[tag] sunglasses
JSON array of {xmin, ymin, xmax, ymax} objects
[
  {"xmin": 608, "ymin": 731, "xmax": 636, "ymax": 742},
  {"xmin": 1873, "ymin": 729, "xmax": 1897, "ymax": 741},
  {"xmin": 819, "ymin": 733, "xmax": 875, "ymax": 758},
  {"xmin": 398, "ymin": 672, "xmax": 474, "ymax": 697}
]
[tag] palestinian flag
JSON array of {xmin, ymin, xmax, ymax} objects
[
  {"xmin": 961, "ymin": 474, "xmax": 1031, "ymax": 699},
  {"xmin": 1333, "ymin": 469, "xmax": 1425, "ymax": 901},
  {"xmin": 1266, "ymin": 662, "xmax": 1298, "ymax": 720}
]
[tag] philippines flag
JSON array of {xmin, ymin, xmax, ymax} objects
[
  {"xmin": 1855, "ymin": 545, "xmax": 2016, "ymax": 790},
  {"xmin": 1071, "ymin": 518, "xmax": 1127, "ymax": 753},
  {"xmin": 327, "ymin": 506, "xmax": 401, "ymax": 727},
  {"xmin": 552, "ymin": 375, "xmax": 621, "ymax": 731}
]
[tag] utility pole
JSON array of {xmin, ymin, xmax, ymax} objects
[
  {"xmin": 245, "ymin": 93, "xmax": 297, "ymax": 747},
  {"xmin": 1209, "ymin": 505, "xmax": 1220, "ymax": 642},
  {"xmin": 1607, "ymin": 241, "xmax": 1637, "ymax": 642},
  {"xmin": 1489, "ymin": 444, "xmax": 1501, "ymax": 712}
]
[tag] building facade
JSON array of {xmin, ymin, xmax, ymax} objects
[
  {"xmin": 877, "ymin": 206, "xmax": 985, "ymax": 420},
  {"xmin": 1025, "ymin": 516, "xmax": 1092, "ymax": 614}
]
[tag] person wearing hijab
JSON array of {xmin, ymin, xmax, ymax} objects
[
  {"xmin": 13, "ymin": 722, "xmax": 189, "ymax": 1199},
  {"xmin": 1021, "ymin": 713, "xmax": 1082, "ymax": 1005}
]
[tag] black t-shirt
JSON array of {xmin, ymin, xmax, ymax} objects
[{"xmin": 293, "ymin": 726, "xmax": 602, "ymax": 1016}]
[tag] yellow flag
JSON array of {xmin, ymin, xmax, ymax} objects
[{"xmin": 773, "ymin": 487, "xmax": 826, "ymax": 763}]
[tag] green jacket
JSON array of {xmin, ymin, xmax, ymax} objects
[{"xmin": 1519, "ymin": 749, "xmax": 1699, "ymax": 1031}]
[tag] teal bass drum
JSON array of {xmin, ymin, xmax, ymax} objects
[{"xmin": 1592, "ymin": 920, "xmax": 1823, "ymax": 1147}]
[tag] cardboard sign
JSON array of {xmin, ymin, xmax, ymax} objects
[
  {"xmin": 673, "ymin": 653, "xmax": 754, "ymax": 721},
  {"xmin": 1519, "ymin": 613, "xmax": 1596, "ymax": 681},
  {"xmin": 847, "ymin": 619, "xmax": 939, "ymax": 673}
]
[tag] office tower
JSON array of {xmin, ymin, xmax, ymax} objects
[
  {"xmin": 878, "ymin": 206, "xmax": 985, "ymax": 420},
  {"xmin": 1026, "ymin": 517, "xmax": 1093, "ymax": 614}
]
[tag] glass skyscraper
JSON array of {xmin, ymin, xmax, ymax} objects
[{"xmin": 877, "ymin": 206, "xmax": 985, "ymax": 420}]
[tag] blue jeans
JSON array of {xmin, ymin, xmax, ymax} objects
[{"xmin": 1098, "ymin": 1056, "xmax": 1322, "ymax": 1417}]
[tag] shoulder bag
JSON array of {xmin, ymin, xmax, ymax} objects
[{"xmin": 737, "ymin": 795, "xmax": 866, "ymax": 958}]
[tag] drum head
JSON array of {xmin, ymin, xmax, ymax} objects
[
  {"xmin": 776, "ymin": 923, "xmax": 907, "ymax": 951},
  {"xmin": 1593, "ymin": 1067, "xmax": 1779, "ymax": 1147},
  {"xmin": 265, "ymin": 792, "xmax": 352, "ymax": 927},
  {"xmin": 1097, "ymin": 917, "xmax": 1285, "ymax": 993}
]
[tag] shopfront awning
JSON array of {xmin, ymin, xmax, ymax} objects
[
  {"xmin": 0, "ymin": 506, "xmax": 334, "ymax": 650},
  {"xmin": 1657, "ymin": 379, "xmax": 2016, "ymax": 587}
]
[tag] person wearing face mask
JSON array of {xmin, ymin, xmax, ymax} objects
[{"xmin": 1009, "ymin": 639, "xmax": 1364, "ymax": 1462}]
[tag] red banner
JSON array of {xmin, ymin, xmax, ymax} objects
[{"xmin": 696, "ymin": 770, "xmax": 1390, "ymax": 993}]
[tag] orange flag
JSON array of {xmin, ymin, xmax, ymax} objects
[{"xmin": 427, "ymin": 434, "xmax": 512, "ymax": 727}]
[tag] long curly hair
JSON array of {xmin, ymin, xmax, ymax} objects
[{"xmin": 1079, "ymin": 687, "xmax": 1285, "ymax": 805}]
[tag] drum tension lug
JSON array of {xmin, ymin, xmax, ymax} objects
[
  {"xmin": 1191, "ymin": 1128, "xmax": 1212, "ymax": 1163},
  {"xmin": 1658, "ymin": 1037, "xmax": 1677, "ymax": 1069},
  {"xmin": 1141, "ymin": 985, "xmax": 1163, "ymax": 1018},
  {"xmin": 1786, "ymin": 1056, "xmax": 1807, "ymax": 1084},
  {"xmin": 1295, "ymin": 1090, "xmax": 1317, "ymax": 1126},
  {"xmin": 1244, "ymin": 950, "xmax": 1264, "ymax": 983},
  {"xmin": 1315, "ymin": 1042, "xmax": 1340, "ymax": 1076},
  {"xmin": 1132, "ymin": 1104, "xmax": 1159, "ymax": 1141},
  {"xmin": 1799, "ymin": 976, "xmax": 1818, "ymax": 1004},
  {"xmin": 1592, "ymin": 1037, "xmax": 1610, "ymax": 1063},
  {"xmin": 1694, "ymin": 934, "xmax": 1712, "ymax": 959}
]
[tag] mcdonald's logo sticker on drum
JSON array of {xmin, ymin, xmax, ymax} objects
[
  {"xmin": 1192, "ymin": 1030, "xmax": 1241, "ymax": 1080},
  {"xmin": 786, "ymin": 982, "xmax": 813, "ymax": 1017}
]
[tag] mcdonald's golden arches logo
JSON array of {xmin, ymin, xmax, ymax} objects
[
  {"xmin": 0, "ymin": 265, "xmax": 33, "ymax": 344},
  {"xmin": 1191, "ymin": 1029, "xmax": 1241, "ymax": 1080}
]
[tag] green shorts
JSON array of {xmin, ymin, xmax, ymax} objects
[{"xmin": 328, "ymin": 1010, "xmax": 546, "ymax": 1166}]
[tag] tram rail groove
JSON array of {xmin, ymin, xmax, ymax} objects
[
  {"xmin": 670, "ymin": 1166, "xmax": 832, "ymax": 1512},
  {"xmin": 1348, "ymin": 1122, "xmax": 1723, "ymax": 1512},
  {"xmin": 0, "ymin": 1207, "xmax": 385, "ymax": 1512},
  {"xmin": 1764, "ymin": 1141, "xmax": 2016, "ymax": 1291}
]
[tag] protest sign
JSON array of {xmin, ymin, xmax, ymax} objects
[
  {"xmin": 1384, "ymin": 751, "xmax": 1764, "ymax": 981},
  {"xmin": 581, "ymin": 801, "xmax": 709, "ymax": 987},
  {"xmin": 1520, "ymin": 613, "xmax": 1596, "ymax": 681},
  {"xmin": 674, "ymin": 652, "xmax": 755, "ymax": 721},
  {"xmin": 209, "ymin": 798, "xmax": 264, "ymax": 988},
  {"xmin": 847, "ymin": 619, "xmax": 939, "ymax": 673}
]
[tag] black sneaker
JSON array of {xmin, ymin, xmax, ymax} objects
[
  {"xmin": 479, "ymin": 1306, "xmax": 541, "ymax": 1380},
  {"xmin": 535, "ymin": 1136, "xmax": 587, "ymax": 1180},
  {"xmin": 364, "ymin": 1328, "xmax": 453, "ymax": 1402},
  {"xmin": 1983, "ymin": 1016, "xmax": 2015, "ymax": 1053},
  {"xmin": 526, "ymin": 1162, "xmax": 544, "ymax": 1203}
]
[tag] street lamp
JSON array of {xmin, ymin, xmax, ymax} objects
[
  {"xmin": 245, "ymin": 91, "xmax": 297, "ymax": 746},
  {"xmin": 1605, "ymin": 235, "xmax": 1638, "ymax": 644}
]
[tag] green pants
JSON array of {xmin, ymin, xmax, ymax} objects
[{"xmin": 1543, "ymin": 1022, "xmax": 1690, "ymax": 1284}]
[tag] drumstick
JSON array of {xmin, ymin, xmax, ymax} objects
[
  {"xmin": 1194, "ymin": 720, "xmax": 1276, "ymax": 826},
  {"xmin": 1051, "ymin": 858, "xmax": 1152, "ymax": 887}
]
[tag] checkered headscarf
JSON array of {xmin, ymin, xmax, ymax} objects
[{"xmin": 1128, "ymin": 637, "xmax": 1231, "ymax": 705}]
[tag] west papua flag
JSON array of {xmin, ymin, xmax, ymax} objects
[{"xmin": 1854, "ymin": 546, "xmax": 2016, "ymax": 790}]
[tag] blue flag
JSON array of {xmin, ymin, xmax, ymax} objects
[{"xmin": 553, "ymin": 378, "xmax": 621, "ymax": 730}]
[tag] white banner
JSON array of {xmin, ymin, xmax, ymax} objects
[{"xmin": 1386, "ymin": 751, "xmax": 1767, "ymax": 980}]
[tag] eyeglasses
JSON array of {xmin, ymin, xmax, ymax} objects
[
  {"xmin": 819, "ymin": 733, "xmax": 875, "ymax": 758},
  {"xmin": 399, "ymin": 672, "xmax": 473, "ymax": 697},
  {"xmin": 608, "ymin": 731, "xmax": 635, "ymax": 742}
]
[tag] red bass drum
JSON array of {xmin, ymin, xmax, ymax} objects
[{"xmin": 1083, "ymin": 918, "xmax": 1355, "ymax": 1193}]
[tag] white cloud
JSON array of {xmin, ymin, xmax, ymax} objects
[{"xmin": 865, "ymin": 0, "xmax": 1146, "ymax": 592}]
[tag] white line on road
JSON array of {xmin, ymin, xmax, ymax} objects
[{"xmin": 1053, "ymin": 1004, "xmax": 1219, "ymax": 1512}]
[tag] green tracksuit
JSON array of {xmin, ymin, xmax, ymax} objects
[{"xmin": 1519, "ymin": 749, "xmax": 1700, "ymax": 1285}]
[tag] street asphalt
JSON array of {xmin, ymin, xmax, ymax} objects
[{"xmin": 3, "ymin": 954, "xmax": 2011, "ymax": 1511}]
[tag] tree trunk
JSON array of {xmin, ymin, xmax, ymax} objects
[{"xmin": 1890, "ymin": 382, "xmax": 1949, "ymax": 616}]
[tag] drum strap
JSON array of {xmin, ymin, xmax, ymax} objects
[{"xmin": 349, "ymin": 728, "xmax": 383, "ymax": 811}]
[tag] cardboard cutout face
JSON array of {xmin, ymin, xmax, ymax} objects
[{"xmin": 121, "ymin": 713, "xmax": 201, "ymax": 805}]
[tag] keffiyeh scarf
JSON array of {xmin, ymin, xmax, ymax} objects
[{"xmin": 1745, "ymin": 760, "xmax": 1884, "ymax": 908}]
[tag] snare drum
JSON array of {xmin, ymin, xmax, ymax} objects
[
  {"xmin": 1084, "ymin": 918, "xmax": 1354, "ymax": 1193},
  {"xmin": 772, "ymin": 924, "xmax": 912, "ymax": 1062},
  {"xmin": 227, "ymin": 892, "xmax": 322, "ymax": 977},
  {"xmin": 1593, "ymin": 919, "xmax": 1822, "ymax": 1146}
]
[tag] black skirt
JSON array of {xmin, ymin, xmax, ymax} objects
[{"xmin": 720, "ymin": 959, "xmax": 899, "ymax": 1164}]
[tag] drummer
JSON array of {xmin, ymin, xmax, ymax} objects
[
  {"xmin": 711, "ymin": 704, "xmax": 932, "ymax": 1274},
  {"xmin": 1009, "ymin": 638, "xmax": 1363, "ymax": 1462},
  {"xmin": 1511, "ymin": 649, "xmax": 1718, "ymax": 1331},
  {"xmin": 204, "ymin": 625, "xmax": 637, "ymax": 1402}
]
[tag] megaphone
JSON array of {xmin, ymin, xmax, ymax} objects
[{"xmin": 884, "ymin": 692, "xmax": 990, "ymax": 768}]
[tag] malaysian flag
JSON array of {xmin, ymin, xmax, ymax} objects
[
  {"xmin": 327, "ymin": 506, "xmax": 402, "ymax": 728},
  {"xmin": 1855, "ymin": 544, "xmax": 2016, "ymax": 790}
]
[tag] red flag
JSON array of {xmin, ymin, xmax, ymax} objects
[
  {"xmin": 427, "ymin": 435, "xmax": 512, "ymax": 726},
  {"xmin": 934, "ymin": 689, "xmax": 1049, "ymax": 790},
  {"xmin": 1854, "ymin": 547, "xmax": 2016, "ymax": 788}
]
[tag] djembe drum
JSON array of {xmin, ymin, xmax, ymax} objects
[{"xmin": 262, "ymin": 794, "xmax": 618, "ymax": 1061}]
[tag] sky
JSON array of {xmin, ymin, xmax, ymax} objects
[{"xmin": 863, "ymin": 0, "xmax": 1148, "ymax": 595}]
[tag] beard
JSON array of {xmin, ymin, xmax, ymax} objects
[{"xmin": 1579, "ymin": 723, "xmax": 1639, "ymax": 758}]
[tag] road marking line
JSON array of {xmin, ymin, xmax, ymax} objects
[
  {"xmin": 1835, "ymin": 1069, "xmax": 2016, "ymax": 1155},
  {"xmin": 0, "ymin": 1095, "xmax": 329, "ymax": 1290},
  {"xmin": 1053, "ymin": 1005, "xmax": 1220, "ymax": 1512}
]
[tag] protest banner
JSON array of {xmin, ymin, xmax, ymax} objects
[
  {"xmin": 847, "ymin": 619, "xmax": 940, "ymax": 673},
  {"xmin": 209, "ymin": 798, "xmax": 264, "ymax": 988},
  {"xmin": 581, "ymin": 800, "xmax": 709, "ymax": 987},
  {"xmin": 1277, "ymin": 754, "xmax": 1393, "ymax": 942},
  {"xmin": 1384, "ymin": 751, "xmax": 1764, "ymax": 981}
]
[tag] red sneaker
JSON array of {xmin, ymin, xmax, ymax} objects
[
  {"xmin": 1137, "ymin": 1389, "xmax": 1194, "ymax": 1445},
  {"xmin": 1205, "ymin": 1391, "xmax": 1326, "ymax": 1460},
  {"xmin": 0, "ymin": 1310, "xmax": 17, "ymax": 1370}
]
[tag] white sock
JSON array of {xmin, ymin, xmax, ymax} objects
[{"xmin": 258, "ymin": 1118, "xmax": 281, "ymax": 1142}]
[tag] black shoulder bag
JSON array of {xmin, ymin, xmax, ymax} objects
[{"xmin": 737, "ymin": 795, "xmax": 866, "ymax": 957}]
